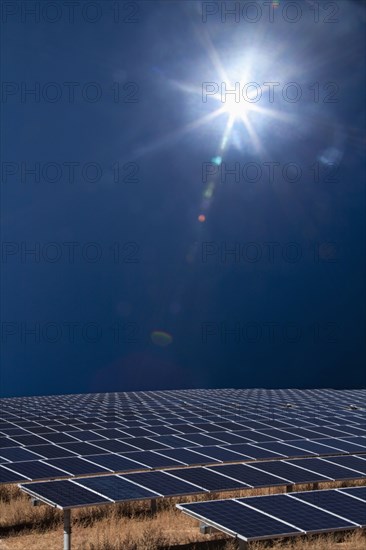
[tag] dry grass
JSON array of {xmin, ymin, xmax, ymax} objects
[{"xmin": 0, "ymin": 480, "xmax": 365, "ymax": 550}]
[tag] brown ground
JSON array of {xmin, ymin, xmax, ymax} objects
[{"xmin": 0, "ymin": 480, "xmax": 365, "ymax": 549}]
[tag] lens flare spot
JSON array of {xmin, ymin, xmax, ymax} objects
[
  {"xmin": 198, "ymin": 214, "xmax": 206, "ymax": 223},
  {"xmin": 211, "ymin": 156, "xmax": 222, "ymax": 166},
  {"xmin": 150, "ymin": 331, "xmax": 173, "ymax": 347}
]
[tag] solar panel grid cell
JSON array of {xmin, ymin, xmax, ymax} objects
[
  {"xmin": 178, "ymin": 499, "xmax": 302, "ymax": 540},
  {"xmin": 237, "ymin": 494, "xmax": 355, "ymax": 532},
  {"xmin": 290, "ymin": 491, "xmax": 366, "ymax": 526}
]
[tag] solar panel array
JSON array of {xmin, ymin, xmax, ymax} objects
[
  {"xmin": 177, "ymin": 486, "xmax": 366, "ymax": 542},
  {"xmin": 1, "ymin": 389, "xmax": 365, "ymax": 484},
  {"xmin": 19, "ymin": 454, "xmax": 366, "ymax": 509}
]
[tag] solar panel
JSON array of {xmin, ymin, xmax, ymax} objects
[
  {"xmin": 228, "ymin": 443, "xmax": 285, "ymax": 459},
  {"xmin": 287, "ymin": 458, "xmax": 365, "ymax": 480},
  {"xmin": 244, "ymin": 461, "xmax": 329, "ymax": 484},
  {"xmin": 57, "ymin": 442, "xmax": 108, "ymax": 456},
  {"xmin": 250, "ymin": 441, "xmax": 313, "ymax": 458},
  {"xmin": 45, "ymin": 457, "xmax": 110, "ymax": 476},
  {"xmin": 0, "ymin": 447, "xmax": 44, "ymax": 462},
  {"xmin": 178, "ymin": 499, "xmax": 302, "ymax": 540},
  {"xmin": 0, "ymin": 465, "xmax": 28, "ymax": 483},
  {"xmin": 122, "ymin": 470, "xmax": 206, "ymax": 496},
  {"xmin": 209, "ymin": 432, "xmax": 249, "ymax": 445},
  {"xmin": 157, "ymin": 448, "xmax": 220, "ymax": 466},
  {"xmin": 287, "ymin": 440, "xmax": 345, "ymax": 455},
  {"xmin": 174, "ymin": 434, "xmax": 225, "ymax": 447},
  {"xmin": 0, "ymin": 437, "xmax": 21, "ymax": 448},
  {"xmin": 1, "ymin": 388, "xmax": 365, "ymax": 494},
  {"xmin": 237, "ymin": 494, "xmax": 355, "ymax": 531},
  {"xmin": 89, "ymin": 439, "xmax": 140, "ymax": 453},
  {"xmin": 38, "ymin": 432, "xmax": 80, "ymax": 444},
  {"xmin": 340, "ymin": 486, "xmax": 366, "ymax": 502},
  {"xmin": 314, "ymin": 438, "xmax": 365, "ymax": 453},
  {"xmin": 291, "ymin": 490, "xmax": 366, "ymax": 526},
  {"xmin": 64, "ymin": 430, "xmax": 107, "ymax": 442},
  {"xmin": 85, "ymin": 453, "xmax": 149, "ymax": 472},
  {"xmin": 23, "ymin": 479, "xmax": 111, "ymax": 508},
  {"xmin": 210, "ymin": 464, "xmax": 287, "ymax": 487},
  {"xmin": 74, "ymin": 475, "xmax": 159, "ymax": 501},
  {"xmin": 149, "ymin": 435, "xmax": 198, "ymax": 448},
  {"xmin": 10, "ymin": 434, "xmax": 49, "ymax": 446},
  {"xmin": 189, "ymin": 445, "xmax": 248, "ymax": 462},
  {"xmin": 27, "ymin": 445, "xmax": 76, "ymax": 459},
  {"xmin": 2, "ymin": 460, "xmax": 67, "ymax": 481},
  {"xmin": 168, "ymin": 467, "xmax": 247, "ymax": 491},
  {"xmin": 322, "ymin": 455, "xmax": 366, "ymax": 475},
  {"xmin": 122, "ymin": 451, "xmax": 185, "ymax": 469}
]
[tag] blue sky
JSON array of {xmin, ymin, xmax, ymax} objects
[{"xmin": 1, "ymin": 0, "xmax": 365, "ymax": 396}]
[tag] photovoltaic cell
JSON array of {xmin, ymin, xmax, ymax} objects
[
  {"xmin": 74, "ymin": 475, "xmax": 159, "ymax": 501},
  {"xmin": 59, "ymin": 442, "xmax": 108, "ymax": 456},
  {"xmin": 340, "ymin": 486, "xmax": 366, "ymax": 502},
  {"xmin": 0, "ymin": 447, "xmax": 44, "ymax": 462},
  {"xmin": 122, "ymin": 470, "xmax": 205, "ymax": 496},
  {"xmin": 178, "ymin": 499, "xmax": 302, "ymax": 540},
  {"xmin": 10, "ymin": 435, "xmax": 49, "ymax": 446},
  {"xmin": 291, "ymin": 491, "xmax": 366, "ymax": 526},
  {"xmin": 46, "ymin": 457, "xmax": 110, "ymax": 476},
  {"xmin": 251, "ymin": 441, "xmax": 313, "ymax": 458},
  {"xmin": 170, "ymin": 467, "xmax": 246, "ymax": 491},
  {"xmin": 27, "ymin": 445, "xmax": 76, "ymax": 459},
  {"xmin": 211, "ymin": 464, "xmax": 288, "ymax": 487},
  {"xmin": 229, "ymin": 443, "xmax": 286, "ymax": 459},
  {"xmin": 238, "ymin": 494, "xmax": 355, "ymax": 531},
  {"xmin": 0, "ymin": 438, "xmax": 21, "ymax": 448},
  {"xmin": 315, "ymin": 438, "xmax": 365, "ymax": 453},
  {"xmin": 287, "ymin": 458, "xmax": 365, "ymax": 480},
  {"xmin": 4, "ymin": 460, "xmax": 68, "ymax": 481},
  {"xmin": 244, "ymin": 461, "xmax": 326, "ymax": 484},
  {"xmin": 157, "ymin": 448, "xmax": 220, "ymax": 466},
  {"xmin": 90, "ymin": 439, "xmax": 140, "ymax": 453},
  {"xmin": 122, "ymin": 451, "xmax": 185, "ymax": 469},
  {"xmin": 24, "ymin": 479, "xmax": 110, "ymax": 508},
  {"xmin": 322, "ymin": 455, "xmax": 366, "ymax": 475},
  {"xmin": 86, "ymin": 453, "xmax": 149, "ymax": 472},
  {"xmin": 149, "ymin": 435, "xmax": 198, "ymax": 448},
  {"xmin": 288, "ymin": 440, "xmax": 344, "ymax": 455},
  {"xmin": 0, "ymin": 465, "xmax": 28, "ymax": 483},
  {"xmin": 191, "ymin": 446, "xmax": 248, "ymax": 462}
]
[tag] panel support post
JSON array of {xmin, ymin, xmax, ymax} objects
[
  {"xmin": 238, "ymin": 540, "xmax": 249, "ymax": 550},
  {"xmin": 64, "ymin": 509, "xmax": 71, "ymax": 550},
  {"xmin": 199, "ymin": 522, "xmax": 213, "ymax": 534},
  {"xmin": 150, "ymin": 498, "xmax": 157, "ymax": 515},
  {"xmin": 286, "ymin": 484, "xmax": 293, "ymax": 493},
  {"xmin": 312, "ymin": 482, "xmax": 319, "ymax": 491}
]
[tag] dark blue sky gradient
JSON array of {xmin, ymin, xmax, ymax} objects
[{"xmin": 1, "ymin": 0, "xmax": 365, "ymax": 396}]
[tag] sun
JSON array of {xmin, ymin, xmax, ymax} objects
[{"xmin": 221, "ymin": 92, "xmax": 249, "ymax": 120}]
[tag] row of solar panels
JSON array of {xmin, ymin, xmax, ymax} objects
[
  {"xmin": 1, "ymin": 427, "xmax": 366, "ymax": 459},
  {"xmin": 19, "ymin": 455, "xmax": 366, "ymax": 510},
  {"xmin": 2, "ymin": 412, "xmax": 364, "ymax": 425},
  {"xmin": 178, "ymin": 487, "xmax": 366, "ymax": 542},
  {"xmin": 1, "ymin": 401, "xmax": 364, "ymax": 419},
  {"xmin": 1, "ymin": 435, "xmax": 366, "ymax": 484},
  {"xmin": 1, "ymin": 389, "xmax": 365, "ymax": 421},
  {"xmin": 1, "ymin": 418, "xmax": 366, "ymax": 442},
  {"xmin": 3, "ymin": 388, "xmax": 365, "ymax": 407}
]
